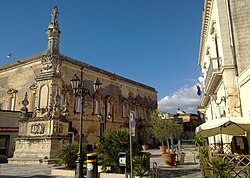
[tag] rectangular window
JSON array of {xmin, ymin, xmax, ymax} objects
[
  {"xmin": 0, "ymin": 135, "xmax": 9, "ymax": 155},
  {"xmin": 107, "ymin": 101, "xmax": 111, "ymax": 116},
  {"xmin": 122, "ymin": 103, "xmax": 128, "ymax": 118},
  {"xmin": 141, "ymin": 108, "xmax": 145, "ymax": 120}
]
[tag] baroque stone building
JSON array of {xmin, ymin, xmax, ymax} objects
[
  {"xmin": 198, "ymin": 0, "xmax": 250, "ymax": 146},
  {"xmin": 0, "ymin": 6, "xmax": 157, "ymax": 163}
]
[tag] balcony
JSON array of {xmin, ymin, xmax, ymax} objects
[{"xmin": 204, "ymin": 57, "xmax": 223, "ymax": 95}]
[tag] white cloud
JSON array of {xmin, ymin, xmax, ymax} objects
[{"xmin": 158, "ymin": 85, "xmax": 201, "ymax": 114}]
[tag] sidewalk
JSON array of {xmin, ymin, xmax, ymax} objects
[
  {"xmin": 0, "ymin": 146, "xmax": 202, "ymax": 178},
  {"xmin": 148, "ymin": 146, "xmax": 202, "ymax": 178}
]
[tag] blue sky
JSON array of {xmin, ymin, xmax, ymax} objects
[{"xmin": 0, "ymin": 0, "xmax": 203, "ymax": 113}]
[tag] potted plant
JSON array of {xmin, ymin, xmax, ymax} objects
[
  {"xmin": 207, "ymin": 157, "xmax": 232, "ymax": 178},
  {"xmin": 197, "ymin": 146, "xmax": 212, "ymax": 178},
  {"xmin": 52, "ymin": 143, "xmax": 86, "ymax": 177},
  {"xmin": 243, "ymin": 168, "xmax": 250, "ymax": 178},
  {"xmin": 150, "ymin": 110, "xmax": 180, "ymax": 166},
  {"xmin": 193, "ymin": 134, "xmax": 204, "ymax": 149},
  {"xmin": 97, "ymin": 128, "xmax": 140, "ymax": 175},
  {"xmin": 138, "ymin": 125, "xmax": 150, "ymax": 151},
  {"xmin": 56, "ymin": 143, "xmax": 79, "ymax": 170},
  {"xmin": 133, "ymin": 153, "xmax": 151, "ymax": 178}
]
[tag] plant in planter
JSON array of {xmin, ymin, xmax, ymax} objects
[
  {"xmin": 151, "ymin": 110, "xmax": 180, "ymax": 153},
  {"xmin": 97, "ymin": 128, "xmax": 140, "ymax": 174},
  {"xmin": 207, "ymin": 157, "xmax": 232, "ymax": 178},
  {"xmin": 138, "ymin": 125, "xmax": 151, "ymax": 151},
  {"xmin": 150, "ymin": 110, "xmax": 180, "ymax": 166},
  {"xmin": 196, "ymin": 145, "xmax": 213, "ymax": 177},
  {"xmin": 132, "ymin": 153, "xmax": 151, "ymax": 178},
  {"xmin": 56, "ymin": 143, "xmax": 83, "ymax": 170},
  {"xmin": 243, "ymin": 168, "xmax": 250, "ymax": 178},
  {"xmin": 193, "ymin": 134, "xmax": 204, "ymax": 149}
]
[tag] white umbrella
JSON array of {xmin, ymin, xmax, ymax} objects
[{"xmin": 196, "ymin": 117, "xmax": 250, "ymax": 137}]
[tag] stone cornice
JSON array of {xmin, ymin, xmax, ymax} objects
[
  {"xmin": 60, "ymin": 54, "xmax": 157, "ymax": 92},
  {"xmin": 0, "ymin": 51, "xmax": 157, "ymax": 93},
  {"xmin": 198, "ymin": 0, "xmax": 213, "ymax": 65},
  {"xmin": 0, "ymin": 51, "xmax": 46, "ymax": 72}
]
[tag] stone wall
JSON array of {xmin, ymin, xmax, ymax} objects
[
  {"xmin": 230, "ymin": 0, "xmax": 250, "ymax": 74},
  {"xmin": 0, "ymin": 53, "xmax": 157, "ymax": 145}
]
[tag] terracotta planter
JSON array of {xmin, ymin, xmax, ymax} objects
[
  {"xmin": 162, "ymin": 152, "xmax": 176, "ymax": 166},
  {"xmin": 142, "ymin": 144, "xmax": 148, "ymax": 151},
  {"xmin": 159, "ymin": 146, "xmax": 168, "ymax": 154}
]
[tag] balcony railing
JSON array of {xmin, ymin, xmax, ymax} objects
[{"xmin": 204, "ymin": 57, "xmax": 222, "ymax": 94}]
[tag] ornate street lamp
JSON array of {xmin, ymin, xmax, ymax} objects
[
  {"xmin": 98, "ymin": 96, "xmax": 111, "ymax": 136},
  {"xmin": 70, "ymin": 68, "xmax": 101, "ymax": 178}
]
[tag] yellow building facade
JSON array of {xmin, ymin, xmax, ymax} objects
[{"xmin": 0, "ymin": 6, "xmax": 157, "ymax": 163}]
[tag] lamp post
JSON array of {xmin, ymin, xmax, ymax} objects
[
  {"xmin": 70, "ymin": 68, "xmax": 102, "ymax": 178},
  {"xmin": 97, "ymin": 96, "xmax": 112, "ymax": 136},
  {"xmin": 98, "ymin": 113, "xmax": 111, "ymax": 136}
]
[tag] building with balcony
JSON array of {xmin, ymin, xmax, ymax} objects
[
  {"xmin": 0, "ymin": 7, "xmax": 157, "ymax": 163},
  {"xmin": 198, "ymin": 0, "xmax": 250, "ymax": 145}
]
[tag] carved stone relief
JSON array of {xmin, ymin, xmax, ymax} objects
[
  {"xmin": 53, "ymin": 122, "xmax": 63, "ymax": 134},
  {"xmin": 31, "ymin": 123, "xmax": 45, "ymax": 134}
]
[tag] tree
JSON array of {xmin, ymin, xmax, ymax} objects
[
  {"xmin": 151, "ymin": 110, "xmax": 180, "ymax": 147},
  {"xmin": 138, "ymin": 124, "xmax": 151, "ymax": 145}
]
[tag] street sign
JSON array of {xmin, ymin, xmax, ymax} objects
[
  {"xmin": 130, "ymin": 111, "xmax": 136, "ymax": 136},
  {"xmin": 118, "ymin": 152, "xmax": 127, "ymax": 167},
  {"xmin": 119, "ymin": 157, "xmax": 126, "ymax": 167}
]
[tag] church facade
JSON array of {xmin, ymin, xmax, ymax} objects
[{"xmin": 0, "ymin": 6, "xmax": 157, "ymax": 163}]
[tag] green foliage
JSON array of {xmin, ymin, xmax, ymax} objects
[
  {"xmin": 133, "ymin": 153, "xmax": 150, "ymax": 176},
  {"xmin": 243, "ymin": 169, "xmax": 250, "ymax": 178},
  {"xmin": 193, "ymin": 134, "xmax": 204, "ymax": 148},
  {"xmin": 97, "ymin": 129, "xmax": 140, "ymax": 173},
  {"xmin": 207, "ymin": 157, "xmax": 232, "ymax": 178},
  {"xmin": 197, "ymin": 147, "xmax": 209, "ymax": 166},
  {"xmin": 150, "ymin": 110, "xmax": 180, "ymax": 146},
  {"xmin": 56, "ymin": 143, "xmax": 80, "ymax": 170},
  {"xmin": 138, "ymin": 125, "xmax": 150, "ymax": 144}
]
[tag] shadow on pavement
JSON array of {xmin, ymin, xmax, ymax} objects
[{"xmin": 156, "ymin": 168, "xmax": 201, "ymax": 178}]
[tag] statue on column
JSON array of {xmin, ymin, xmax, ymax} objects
[{"xmin": 51, "ymin": 6, "xmax": 59, "ymax": 26}]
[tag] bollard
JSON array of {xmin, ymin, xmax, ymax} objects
[
  {"xmin": 153, "ymin": 162, "xmax": 158, "ymax": 178},
  {"xmin": 86, "ymin": 153, "xmax": 98, "ymax": 178}
]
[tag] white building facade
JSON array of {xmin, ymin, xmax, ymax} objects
[{"xmin": 198, "ymin": 0, "xmax": 250, "ymax": 145}]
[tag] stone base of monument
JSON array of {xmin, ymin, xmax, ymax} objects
[
  {"xmin": 8, "ymin": 157, "xmax": 57, "ymax": 165},
  {"xmin": 8, "ymin": 135, "xmax": 69, "ymax": 165}
]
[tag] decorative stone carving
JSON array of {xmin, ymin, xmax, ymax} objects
[
  {"xmin": 7, "ymin": 88, "xmax": 18, "ymax": 94},
  {"xmin": 53, "ymin": 122, "xmax": 63, "ymax": 134},
  {"xmin": 41, "ymin": 54, "xmax": 61, "ymax": 74},
  {"xmin": 20, "ymin": 92, "xmax": 29, "ymax": 119},
  {"xmin": 31, "ymin": 123, "xmax": 45, "ymax": 134},
  {"xmin": 61, "ymin": 97, "xmax": 69, "ymax": 117},
  {"xmin": 29, "ymin": 83, "xmax": 38, "ymax": 90},
  {"xmin": 51, "ymin": 88, "xmax": 61, "ymax": 118},
  {"xmin": 46, "ymin": 6, "xmax": 60, "ymax": 55}
]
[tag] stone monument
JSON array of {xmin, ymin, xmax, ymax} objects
[{"xmin": 8, "ymin": 6, "xmax": 70, "ymax": 164}]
